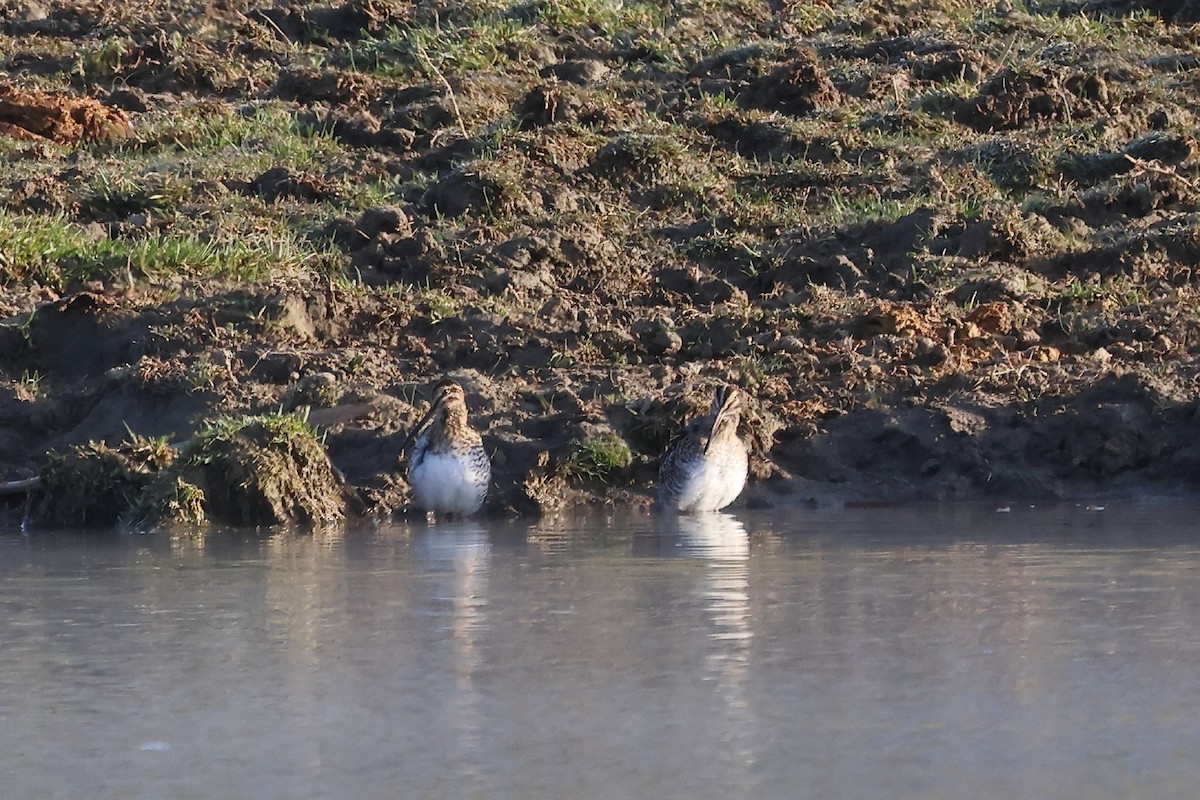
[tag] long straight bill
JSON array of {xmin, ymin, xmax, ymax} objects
[{"xmin": 399, "ymin": 397, "xmax": 442, "ymax": 454}]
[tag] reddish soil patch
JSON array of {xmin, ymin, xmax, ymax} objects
[{"xmin": 0, "ymin": 85, "xmax": 131, "ymax": 143}]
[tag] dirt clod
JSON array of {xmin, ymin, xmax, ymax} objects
[
  {"xmin": 0, "ymin": 85, "xmax": 130, "ymax": 144},
  {"xmin": 249, "ymin": 167, "xmax": 335, "ymax": 202},
  {"xmin": 178, "ymin": 414, "xmax": 351, "ymax": 526},
  {"xmin": 740, "ymin": 50, "xmax": 840, "ymax": 116},
  {"xmin": 421, "ymin": 169, "xmax": 512, "ymax": 218},
  {"xmin": 957, "ymin": 68, "xmax": 1111, "ymax": 132},
  {"xmin": 27, "ymin": 435, "xmax": 174, "ymax": 527}
]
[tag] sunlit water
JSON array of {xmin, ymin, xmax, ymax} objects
[{"xmin": 3, "ymin": 502, "xmax": 1200, "ymax": 799}]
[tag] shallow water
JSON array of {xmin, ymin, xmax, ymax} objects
[{"xmin": 2, "ymin": 502, "xmax": 1200, "ymax": 799}]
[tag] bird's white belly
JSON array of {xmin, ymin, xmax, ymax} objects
[
  {"xmin": 409, "ymin": 452, "xmax": 488, "ymax": 514},
  {"xmin": 673, "ymin": 451, "xmax": 747, "ymax": 512}
]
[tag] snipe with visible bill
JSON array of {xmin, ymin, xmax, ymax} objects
[
  {"xmin": 403, "ymin": 379, "xmax": 490, "ymax": 516},
  {"xmin": 657, "ymin": 384, "xmax": 749, "ymax": 513}
]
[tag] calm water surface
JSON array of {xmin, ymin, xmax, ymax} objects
[{"xmin": 2, "ymin": 503, "xmax": 1200, "ymax": 799}]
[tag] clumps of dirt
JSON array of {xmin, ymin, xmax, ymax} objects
[
  {"xmin": 26, "ymin": 414, "xmax": 352, "ymax": 528},
  {"xmin": 289, "ymin": 80, "xmax": 461, "ymax": 151},
  {"xmin": 1072, "ymin": 0, "xmax": 1200, "ymax": 23},
  {"xmin": 352, "ymin": 204, "xmax": 413, "ymax": 241},
  {"xmin": 130, "ymin": 474, "xmax": 207, "ymax": 526},
  {"xmin": 1048, "ymin": 401, "xmax": 1160, "ymax": 477},
  {"xmin": 686, "ymin": 45, "xmax": 840, "ymax": 117},
  {"xmin": 75, "ymin": 32, "xmax": 248, "ymax": 95},
  {"xmin": 739, "ymin": 50, "xmax": 840, "ymax": 116},
  {"xmin": 589, "ymin": 133, "xmax": 684, "ymax": 185},
  {"xmin": 1036, "ymin": 369, "xmax": 1185, "ymax": 474},
  {"xmin": 959, "ymin": 138, "xmax": 1048, "ymax": 191},
  {"xmin": 837, "ymin": 36, "xmax": 987, "ymax": 82},
  {"xmin": 516, "ymin": 82, "xmax": 588, "ymax": 128},
  {"xmin": 27, "ymin": 434, "xmax": 175, "ymax": 527},
  {"xmin": 2, "ymin": 0, "xmax": 88, "ymax": 36},
  {"xmin": 853, "ymin": 300, "xmax": 936, "ymax": 339},
  {"xmin": 4, "ymin": 175, "xmax": 74, "ymax": 214},
  {"xmin": 618, "ymin": 394, "xmax": 687, "ymax": 456},
  {"xmin": 948, "ymin": 264, "xmax": 1049, "ymax": 305},
  {"xmin": 273, "ymin": 66, "xmax": 396, "ymax": 108},
  {"xmin": 911, "ymin": 45, "xmax": 987, "ymax": 83},
  {"xmin": 0, "ymin": 85, "xmax": 130, "ymax": 143},
  {"xmin": 956, "ymin": 67, "xmax": 1112, "ymax": 132},
  {"xmin": 697, "ymin": 116, "xmax": 803, "ymax": 161},
  {"xmin": 324, "ymin": 204, "xmax": 446, "ymax": 281},
  {"xmin": 420, "ymin": 168, "xmax": 522, "ymax": 219},
  {"xmin": 247, "ymin": 166, "xmax": 336, "ymax": 202},
  {"xmin": 521, "ymin": 450, "xmax": 571, "ymax": 514},
  {"xmin": 279, "ymin": 372, "xmax": 341, "ymax": 412},
  {"xmin": 518, "ymin": 433, "xmax": 640, "ymax": 516},
  {"xmin": 540, "ymin": 59, "xmax": 610, "ymax": 86},
  {"xmin": 314, "ymin": 109, "xmax": 417, "ymax": 149},
  {"xmin": 254, "ymin": 0, "xmax": 412, "ymax": 43},
  {"xmin": 687, "ymin": 44, "xmax": 767, "ymax": 93},
  {"xmin": 1055, "ymin": 133, "xmax": 1194, "ymax": 188},
  {"xmin": 951, "ymin": 206, "xmax": 1065, "ymax": 263},
  {"xmin": 770, "ymin": 207, "xmax": 950, "ymax": 293},
  {"xmin": 1102, "ymin": 172, "xmax": 1197, "ymax": 223},
  {"xmin": 176, "ymin": 413, "xmax": 351, "ymax": 526}
]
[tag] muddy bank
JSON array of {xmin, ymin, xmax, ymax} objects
[
  {"xmin": 3, "ymin": 0, "xmax": 1200, "ymax": 525},
  {"xmin": 3, "ymin": 278, "xmax": 1199, "ymax": 526}
]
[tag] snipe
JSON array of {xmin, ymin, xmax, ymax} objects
[
  {"xmin": 657, "ymin": 384, "xmax": 748, "ymax": 513},
  {"xmin": 403, "ymin": 379, "xmax": 490, "ymax": 516}
]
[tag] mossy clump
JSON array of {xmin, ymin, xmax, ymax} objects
[
  {"xmin": 28, "ymin": 414, "xmax": 349, "ymax": 529},
  {"xmin": 561, "ymin": 433, "xmax": 634, "ymax": 485},
  {"xmin": 177, "ymin": 413, "xmax": 348, "ymax": 526},
  {"xmin": 129, "ymin": 474, "xmax": 208, "ymax": 527},
  {"xmin": 27, "ymin": 434, "xmax": 175, "ymax": 527},
  {"xmin": 522, "ymin": 449, "xmax": 570, "ymax": 514}
]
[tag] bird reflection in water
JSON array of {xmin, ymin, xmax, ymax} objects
[
  {"xmin": 411, "ymin": 522, "xmax": 491, "ymax": 782},
  {"xmin": 411, "ymin": 521, "xmax": 491, "ymax": 649},
  {"xmin": 650, "ymin": 512, "xmax": 757, "ymax": 768},
  {"xmin": 656, "ymin": 513, "xmax": 752, "ymax": 647}
]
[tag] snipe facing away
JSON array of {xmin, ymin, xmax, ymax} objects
[
  {"xmin": 403, "ymin": 379, "xmax": 490, "ymax": 516},
  {"xmin": 657, "ymin": 384, "xmax": 749, "ymax": 513}
]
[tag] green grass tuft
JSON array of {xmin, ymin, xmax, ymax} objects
[
  {"xmin": 186, "ymin": 412, "xmax": 323, "ymax": 465},
  {"xmin": 0, "ymin": 212, "xmax": 334, "ymax": 289},
  {"xmin": 561, "ymin": 433, "xmax": 634, "ymax": 484}
]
